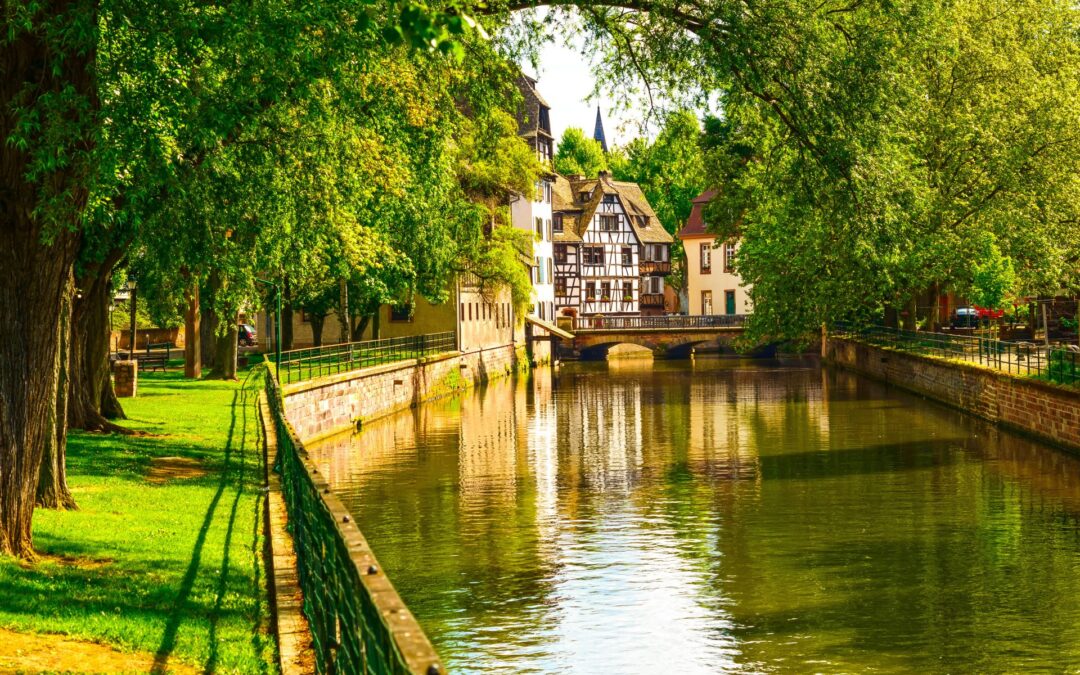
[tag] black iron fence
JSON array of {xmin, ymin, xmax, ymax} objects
[
  {"xmin": 263, "ymin": 371, "xmax": 443, "ymax": 674},
  {"xmin": 573, "ymin": 314, "xmax": 747, "ymax": 331},
  {"xmin": 834, "ymin": 324, "xmax": 1080, "ymax": 387},
  {"xmin": 279, "ymin": 332, "xmax": 456, "ymax": 384}
]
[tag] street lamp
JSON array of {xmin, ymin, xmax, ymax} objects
[{"xmin": 126, "ymin": 275, "xmax": 137, "ymax": 358}]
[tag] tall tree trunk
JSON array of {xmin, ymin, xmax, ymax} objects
[
  {"xmin": 281, "ymin": 279, "xmax": 294, "ymax": 351},
  {"xmin": 210, "ymin": 312, "xmax": 239, "ymax": 380},
  {"xmin": 884, "ymin": 304, "xmax": 899, "ymax": 329},
  {"xmin": 68, "ymin": 255, "xmax": 128, "ymax": 431},
  {"xmin": 310, "ymin": 315, "xmax": 326, "ymax": 347},
  {"xmin": 200, "ymin": 307, "xmax": 218, "ymax": 369},
  {"xmin": 351, "ymin": 314, "xmax": 371, "ymax": 342},
  {"xmin": 336, "ymin": 279, "xmax": 349, "ymax": 344},
  {"xmin": 928, "ymin": 282, "xmax": 940, "ymax": 333},
  {"xmin": 0, "ymin": 16, "xmax": 92, "ymax": 556},
  {"xmin": 184, "ymin": 282, "xmax": 201, "ymax": 378},
  {"xmin": 38, "ymin": 276, "xmax": 77, "ymax": 510},
  {"xmin": 903, "ymin": 296, "xmax": 918, "ymax": 331}
]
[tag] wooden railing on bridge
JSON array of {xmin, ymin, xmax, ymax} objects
[{"xmin": 572, "ymin": 314, "xmax": 747, "ymax": 331}]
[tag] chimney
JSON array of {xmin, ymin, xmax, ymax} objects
[{"xmin": 598, "ymin": 170, "xmax": 612, "ymax": 185}]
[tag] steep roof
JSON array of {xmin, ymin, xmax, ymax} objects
[
  {"xmin": 593, "ymin": 106, "xmax": 609, "ymax": 153},
  {"xmin": 552, "ymin": 173, "xmax": 674, "ymax": 245},
  {"xmin": 679, "ymin": 189, "xmax": 718, "ymax": 239},
  {"xmin": 515, "ymin": 75, "xmax": 553, "ymax": 142}
]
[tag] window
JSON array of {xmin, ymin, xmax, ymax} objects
[
  {"xmin": 553, "ymin": 214, "xmax": 563, "ymax": 233},
  {"xmin": 725, "ymin": 290, "xmax": 737, "ymax": 315},
  {"xmin": 585, "ymin": 281, "xmax": 596, "ymax": 301},
  {"xmin": 535, "ymin": 256, "xmax": 544, "ymax": 284},
  {"xmin": 555, "ymin": 277, "xmax": 567, "ymax": 297},
  {"xmin": 580, "ymin": 190, "xmax": 591, "ymax": 202},
  {"xmin": 603, "ymin": 194, "xmax": 617, "ymax": 205},
  {"xmin": 621, "ymin": 247, "xmax": 632, "ymax": 265},
  {"xmin": 648, "ymin": 276, "xmax": 663, "ymax": 295},
  {"xmin": 622, "ymin": 281, "xmax": 633, "ymax": 301},
  {"xmin": 600, "ymin": 214, "xmax": 618, "ymax": 231},
  {"xmin": 583, "ymin": 246, "xmax": 604, "ymax": 266},
  {"xmin": 600, "ymin": 281, "xmax": 611, "ymax": 301},
  {"xmin": 468, "ymin": 303, "xmax": 473, "ymax": 321},
  {"xmin": 546, "ymin": 219, "xmax": 552, "ymax": 240},
  {"xmin": 554, "ymin": 244, "xmax": 567, "ymax": 264},
  {"xmin": 701, "ymin": 290, "xmax": 713, "ymax": 314},
  {"xmin": 535, "ymin": 216, "xmax": 544, "ymax": 239},
  {"xmin": 547, "ymin": 258, "xmax": 553, "ymax": 283},
  {"xmin": 390, "ymin": 303, "xmax": 413, "ymax": 322},
  {"xmin": 700, "ymin": 243, "xmax": 712, "ymax": 274},
  {"xmin": 724, "ymin": 241, "xmax": 737, "ymax": 273}
]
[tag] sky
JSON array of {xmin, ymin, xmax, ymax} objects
[{"xmin": 520, "ymin": 38, "xmax": 643, "ymax": 150}]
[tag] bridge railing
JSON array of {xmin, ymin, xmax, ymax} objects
[{"xmin": 572, "ymin": 314, "xmax": 747, "ymax": 331}]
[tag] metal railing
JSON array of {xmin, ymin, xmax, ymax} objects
[
  {"xmin": 572, "ymin": 314, "xmax": 747, "ymax": 331},
  {"xmin": 279, "ymin": 332, "xmax": 456, "ymax": 384},
  {"xmin": 833, "ymin": 324, "xmax": 1080, "ymax": 387},
  {"xmin": 263, "ymin": 371, "xmax": 443, "ymax": 675}
]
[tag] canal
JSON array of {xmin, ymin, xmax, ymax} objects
[{"xmin": 307, "ymin": 358, "xmax": 1080, "ymax": 673}]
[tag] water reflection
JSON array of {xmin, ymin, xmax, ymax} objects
[{"xmin": 308, "ymin": 358, "xmax": 1080, "ymax": 673}]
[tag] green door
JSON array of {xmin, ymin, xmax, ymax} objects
[{"xmin": 725, "ymin": 290, "xmax": 736, "ymax": 315}]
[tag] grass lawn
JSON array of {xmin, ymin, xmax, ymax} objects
[{"xmin": 0, "ymin": 370, "xmax": 277, "ymax": 673}]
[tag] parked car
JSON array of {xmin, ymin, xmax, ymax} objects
[
  {"xmin": 238, "ymin": 324, "xmax": 257, "ymax": 347},
  {"xmin": 952, "ymin": 307, "xmax": 980, "ymax": 328}
]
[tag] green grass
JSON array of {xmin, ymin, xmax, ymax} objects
[{"xmin": 0, "ymin": 370, "xmax": 276, "ymax": 673}]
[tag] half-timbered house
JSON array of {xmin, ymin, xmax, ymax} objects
[{"xmin": 552, "ymin": 171, "xmax": 673, "ymax": 317}]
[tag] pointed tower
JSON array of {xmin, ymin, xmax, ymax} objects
[{"xmin": 593, "ymin": 105, "xmax": 609, "ymax": 153}]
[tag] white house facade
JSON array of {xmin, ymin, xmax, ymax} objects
[
  {"xmin": 553, "ymin": 171, "xmax": 673, "ymax": 317},
  {"xmin": 512, "ymin": 75, "xmax": 556, "ymax": 322},
  {"xmin": 679, "ymin": 189, "xmax": 753, "ymax": 316}
]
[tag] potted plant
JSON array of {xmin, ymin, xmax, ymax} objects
[{"xmin": 622, "ymin": 295, "xmax": 633, "ymax": 302}]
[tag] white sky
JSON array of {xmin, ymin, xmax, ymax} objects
[{"xmin": 520, "ymin": 38, "xmax": 643, "ymax": 150}]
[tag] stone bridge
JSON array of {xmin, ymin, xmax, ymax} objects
[{"xmin": 563, "ymin": 315, "xmax": 749, "ymax": 359}]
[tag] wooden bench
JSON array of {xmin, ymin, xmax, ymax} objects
[{"xmin": 135, "ymin": 352, "xmax": 169, "ymax": 372}]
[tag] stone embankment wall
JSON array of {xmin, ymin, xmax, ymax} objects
[
  {"xmin": 282, "ymin": 344, "xmax": 522, "ymax": 443},
  {"xmin": 827, "ymin": 338, "xmax": 1080, "ymax": 452}
]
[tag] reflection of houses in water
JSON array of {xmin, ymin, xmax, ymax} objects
[
  {"xmin": 558, "ymin": 374, "xmax": 645, "ymax": 494},
  {"xmin": 526, "ymin": 369, "xmax": 560, "ymax": 544},
  {"xmin": 457, "ymin": 377, "xmax": 531, "ymax": 510}
]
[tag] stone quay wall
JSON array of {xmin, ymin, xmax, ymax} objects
[
  {"xmin": 827, "ymin": 338, "xmax": 1080, "ymax": 452},
  {"xmin": 281, "ymin": 344, "xmax": 522, "ymax": 443}
]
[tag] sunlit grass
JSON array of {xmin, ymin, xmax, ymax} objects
[{"xmin": 0, "ymin": 370, "xmax": 276, "ymax": 673}]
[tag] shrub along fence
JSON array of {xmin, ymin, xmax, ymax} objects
[
  {"xmin": 263, "ymin": 370, "xmax": 443, "ymax": 675},
  {"xmin": 833, "ymin": 324, "xmax": 1079, "ymax": 387}
]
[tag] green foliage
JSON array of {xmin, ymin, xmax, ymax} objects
[
  {"xmin": 611, "ymin": 110, "xmax": 707, "ymax": 290},
  {"xmin": 968, "ymin": 236, "xmax": 1017, "ymax": 310},
  {"xmin": 554, "ymin": 127, "xmax": 608, "ymax": 177}
]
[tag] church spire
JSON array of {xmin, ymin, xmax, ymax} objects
[{"xmin": 593, "ymin": 105, "xmax": 609, "ymax": 153}]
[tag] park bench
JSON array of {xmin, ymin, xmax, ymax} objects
[{"xmin": 134, "ymin": 351, "xmax": 169, "ymax": 372}]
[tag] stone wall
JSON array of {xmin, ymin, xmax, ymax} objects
[
  {"xmin": 282, "ymin": 344, "xmax": 522, "ymax": 443},
  {"xmin": 827, "ymin": 338, "xmax": 1080, "ymax": 452}
]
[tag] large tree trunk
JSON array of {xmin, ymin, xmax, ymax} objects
[
  {"xmin": 38, "ymin": 276, "xmax": 77, "ymax": 510},
  {"xmin": 310, "ymin": 315, "xmax": 326, "ymax": 347},
  {"xmin": 68, "ymin": 255, "xmax": 128, "ymax": 431},
  {"xmin": 0, "ymin": 13, "xmax": 92, "ymax": 557},
  {"xmin": 903, "ymin": 296, "xmax": 918, "ymax": 331},
  {"xmin": 281, "ymin": 279, "xmax": 294, "ymax": 351},
  {"xmin": 336, "ymin": 279, "xmax": 350, "ymax": 344},
  {"xmin": 210, "ymin": 312, "xmax": 239, "ymax": 380},
  {"xmin": 184, "ymin": 283, "xmax": 201, "ymax": 378}
]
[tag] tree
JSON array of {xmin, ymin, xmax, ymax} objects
[
  {"xmin": 610, "ymin": 110, "xmax": 707, "ymax": 293},
  {"xmin": 0, "ymin": 0, "xmax": 483, "ymax": 558},
  {"xmin": 554, "ymin": 127, "xmax": 608, "ymax": 177}
]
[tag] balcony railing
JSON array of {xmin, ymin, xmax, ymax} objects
[
  {"xmin": 639, "ymin": 260, "xmax": 671, "ymax": 275},
  {"xmin": 640, "ymin": 294, "xmax": 665, "ymax": 307},
  {"xmin": 574, "ymin": 314, "xmax": 747, "ymax": 331},
  {"xmin": 278, "ymin": 332, "xmax": 456, "ymax": 384}
]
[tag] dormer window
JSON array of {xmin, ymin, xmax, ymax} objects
[
  {"xmin": 579, "ymin": 190, "xmax": 591, "ymax": 201},
  {"xmin": 602, "ymin": 194, "xmax": 617, "ymax": 205}
]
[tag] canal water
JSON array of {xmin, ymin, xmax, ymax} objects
[{"xmin": 307, "ymin": 359, "xmax": 1080, "ymax": 673}]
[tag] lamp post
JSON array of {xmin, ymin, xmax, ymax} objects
[
  {"xmin": 126, "ymin": 275, "xmax": 138, "ymax": 358},
  {"xmin": 255, "ymin": 278, "xmax": 281, "ymax": 374}
]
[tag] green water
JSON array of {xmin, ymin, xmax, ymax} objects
[{"xmin": 307, "ymin": 359, "xmax": 1080, "ymax": 673}]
